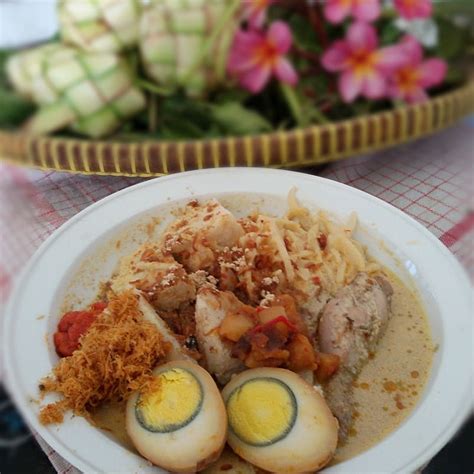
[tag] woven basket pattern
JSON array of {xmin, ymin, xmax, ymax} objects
[{"xmin": 1, "ymin": 81, "xmax": 473, "ymax": 177}]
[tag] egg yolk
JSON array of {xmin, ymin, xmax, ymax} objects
[
  {"xmin": 136, "ymin": 368, "xmax": 203, "ymax": 433},
  {"xmin": 227, "ymin": 377, "xmax": 297, "ymax": 446}
]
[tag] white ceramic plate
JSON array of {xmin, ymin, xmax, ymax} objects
[{"xmin": 3, "ymin": 168, "xmax": 472, "ymax": 473}]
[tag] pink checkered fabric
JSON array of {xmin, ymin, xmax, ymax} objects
[{"xmin": 0, "ymin": 121, "xmax": 472, "ymax": 473}]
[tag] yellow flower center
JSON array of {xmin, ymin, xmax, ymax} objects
[
  {"xmin": 349, "ymin": 50, "xmax": 379, "ymax": 77},
  {"xmin": 255, "ymin": 0, "xmax": 272, "ymax": 9},
  {"xmin": 254, "ymin": 40, "xmax": 280, "ymax": 68},
  {"xmin": 395, "ymin": 66, "xmax": 421, "ymax": 93}
]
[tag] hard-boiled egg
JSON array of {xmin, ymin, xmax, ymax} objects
[
  {"xmin": 202, "ymin": 447, "xmax": 259, "ymax": 474},
  {"xmin": 222, "ymin": 368, "xmax": 338, "ymax": 473},
  {"xmin": 126, "ymin": 360, "xmax": 227, "ymax": 473}
]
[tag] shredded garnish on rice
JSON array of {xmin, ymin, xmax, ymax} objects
[
  {"xmin": 39, "ymin": 291, "xmax": 170, "ymax": 424},
  {"xmin": 237, "ymin": 188, "xmax": 379, "ymax": 304}
]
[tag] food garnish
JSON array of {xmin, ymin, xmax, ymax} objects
[
  {"xmin": 53, "ymin": 301, "xmax": 107, "ymax": 357},
  {"xmin": 39, "ymin": 291, "xmax": 169, "ymax": 424}
]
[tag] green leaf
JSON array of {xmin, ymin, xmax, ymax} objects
[
  {"xmin": 300, "ymin": 73, "xmax": 330, "ymax": 96},
  {"xmin": 210, "ymin": 102, "xmax": 272, "ymax": 135},
  {"xmin": 380, "ymin": 22, "xmax": 401, "ymax": 46},
  {"xmin": 445, "ymin": 66, "xmax": 464, "ymax": 84},
  {"xmin": 213, "ymin": 87, "xmax": 250, "ymax": 105},
  {"xmin": 0, "ymin": 49, "xmax": 13, "ymax": 88},
  {"xmin": 288, "ymin": 15, "xmax": 323, "ymax": 54},
  {"xmin": 434, "ymin": 0, "xmax": 474, "ymax": 18},
  {"xmin": 0, "ymin": 88, "xmax": 36, "ymax": 128},
  {"xmin": 435, "ymin": 17, "xmax": 467, "ymax": 59}
]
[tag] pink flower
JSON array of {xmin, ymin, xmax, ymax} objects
[
  {"xmin": 394, "ymin": 0, "xmax": 432, "ymax": 20},
  {"xmin": 228, "ymin": 21, "xmax": 298, "ymax": 94},
  {"xmin": 243, "ymin": 0, "xmax": 274, "ymax": 28},
  {"xmin": 387, "ymin": 35, "xmax": 447, "ymax": 103},
  {"xmin": 321, "ymin": 22, "xmax": 406, "ymax": 103},
  {"xmin": 324, "ymin": 0, "xmax": 381, "ymax": 24}
]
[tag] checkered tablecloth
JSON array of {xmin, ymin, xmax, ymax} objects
[{"xmin": 0, "ymin": 120, "xmax": 473, "ymax": 473}]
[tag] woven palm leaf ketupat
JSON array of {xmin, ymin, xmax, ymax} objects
[
  {"xmin": 6, "ymin": 43, "xmax": 77, "ymax": 101},
  {"xmin": 58, "ymin": 0, "xmax": 142, "ymax": 53},
  {"xmin": 27, "ymin": 52, "xmax": 146, "ymax": 138},
  {"xmin": 139, "ymin": 0, "xmax": 240, "ymax": 97},
  {"xmin": 1, "ymin": 81, "xmax": 472, "ymax": 176}
]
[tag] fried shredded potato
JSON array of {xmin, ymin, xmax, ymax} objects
[{"xmin": 39, "ymin": 291, "xmax": 169, "ymax": 424}]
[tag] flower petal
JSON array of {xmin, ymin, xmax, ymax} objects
[
  {"xmin": 361, "ymin": 71, "xmax": 386, "ymax": 99},
  {"xmin": 347, "ymin": 21, "xmax": 378, "ymax": 52},
  {"xmin": 228, "ymin": 30, "xmax": 264, "ymax": 73},
  {"xmin": 248, "ymin": 9, "xmax": 267, "ymax": 29},
  {"xmin": 353, "ymin": 0, "xmax": 381, "ymax": 22},
  {"xmin": 339, "ymin": 70, "xmax": 363, "ymax": 103},
  {"xmin": 406, "ymin": 88, "xmax": 429, "ymax": 103},
  {"xmin": 244, "ymin": 0, "xmax": 274, "ymax": 29},
  {"xmin": 417, "ymin": 0, "xmax": 433, "ymax": 18},
  {"xmin": 418, "ymin": 58, "xmax": 447, "ymax": 88},
  {"xmin": 274, "ymin": 58, "xmax": 298, "ymax": 86},
  {"xmin": 267, "ymin": 21, "xmax": 293, "ymax": 54},
  {"xmin": 377, "ymin": 44, "xmax": 409, "ymax": 73},
  {"xmin": 394, "ymin": 0, "xmax": 432, "ymax": 20},
  {"xmin": 321, "ymin": 40, "xmax": 351, "ymax": 72},
  {"xmin": 386, "ymin": 83, "xmax": 402, "ymax": 100},
  {"xmin": 400, "ymin": 35, "xmax": 423, "ymax": 64},
  {"xmin": 324, "ymin": 0, "xmax": 351, "ymax": 24},
  {"xmin": 239, "ymin": 64, "xmax": 272, "ymax": 94}
]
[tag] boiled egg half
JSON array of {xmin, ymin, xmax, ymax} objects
[
  {"xmin": 126, "ymin": 360, "xmax": 227, "ymax": 473},
  {"xmin": 222, "ymin": 368, "xmax": 338, "ymax": 473}
]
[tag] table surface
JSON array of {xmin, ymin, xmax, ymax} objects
[{"xmin": 0, "ymin": 119, "xmax": 473, "ymax": 474}]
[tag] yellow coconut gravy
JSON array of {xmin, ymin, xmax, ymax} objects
[{"xmin": 91, "ymin": 270, "xmax": 434, "ymax": 467}]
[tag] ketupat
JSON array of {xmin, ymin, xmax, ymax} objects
[
  {"xmin": 6, "ymin": 43, "xmax": 77, "ymax": 100},
  {"xmin": 58, "ymin": 0, "xmax": 142, "ymax": 53},
  {"xmin": 139, "ymin": 0, "xmax": 241, "ymax": 98},
  {"xmin": 22, "ymin": 49, "xmax": 145, "ymax": 138}
]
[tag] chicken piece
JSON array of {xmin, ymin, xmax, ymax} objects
[
  {"xmin": 317, "ymin": 273, "xmax": 393, "ymax": 437},
  {"xmin": 298, "ymin": 290, "xmax": 331, "ymax": 343},
  {"xmin": 162, "ymin": 199, "xmax": 244, "ymax": 272},
  {"xmin": 111, "ymin": 245, "xmax": 195, "ymax": 312},
  {"xmin": 318, "ymin": 273, "xmax": 392, "ymax": 371},
  {"xmin": 195, "ymin": 287, "xmax": 246, "ymax": 384},
  {"xmin": 137, "ymin": 295, "xmax": 195, "ymax": 363}
]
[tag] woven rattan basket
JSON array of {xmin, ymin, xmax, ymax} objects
[{"xmin": 1, "ymin": 81, "xmax": 473, "ymax": 177}]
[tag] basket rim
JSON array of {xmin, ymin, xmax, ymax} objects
[
  {"xmin": 1, "ymin": 80, "xmax": 472, "ymax": 145},
  {"xmin": 1, "ymin": 80, "xmax": 473, "ymax": 176}
]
